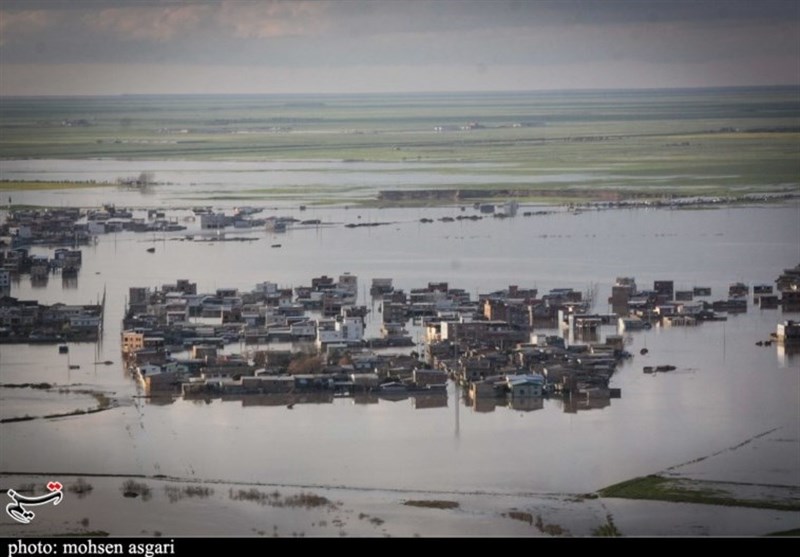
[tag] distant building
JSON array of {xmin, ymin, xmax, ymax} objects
[
  {"xmin": 338, "ymin": 273, "xmax": 358, "ymax": 296},
  {"xmin": 0, "ymin": 270, "xmax": 10, "ymax": 296},
  {"xmin": 653, "ymin": 280, "xmax": 674, "ymax": 300},
  {"xmin": 200, "ymin": 213, "xmax": 227, "ymax": 229},
  {"xmin": 370, "ymin": 278, "xmax": 393, "ymax": 296},
  {"xmin": 675, "ymin": 290, "xmax": 694, "ymax": 301}
]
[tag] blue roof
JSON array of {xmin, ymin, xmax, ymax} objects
[{"xmin": 507, "ymin": 374, "xmax": 545, "ymax": 386}]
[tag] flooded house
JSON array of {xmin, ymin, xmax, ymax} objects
[
  {"xmin": 711, "ymin": 298, "xmax": 747, "ymax": 313},
  {"xmin": 136, "ymin": 361, "xmax": 189, "ymax": 392},
  {"xmin": 776, "ymin": 321, "xmax": 800, "ymax": 345},
  {"xmin": 776, "ymin": 264, "xmax": 800, "ymax": 292},
  {"xmin": 753, "ymin": 284, "xmax": 774, "ymax": 296},
  {"xmin": 781, "ymin": 291, "xmax": 800, "ymax": 309},
  {"xmin": 610, "ymin": 278, "xmax": 636, "ymax": 316},
  {"xmin": 675, "ymin": 290, "xmax": 694, "ymax": 301},
  {"xmin": 199, "ymin": 213, "xmax": 227, "ymax": 229},
  {"xmin": 1, "ymin": 296, "xmax": 103, "ymax": 342},
  {"xmin": 654, "ymin": 280, "xmax": 674, "ymax": 300},
  {"xmin": 729, "ymin": 282, "xmax": 749, "ymax": 299},
  {"xmin": 757, "ymin": 295, "xmax": 780, "ymax": 309},
  {"xmin": 507, "ymin": 374, "xmax": 545, "ymax": 398},
  {"xmin": 3, "ymin": 208, "xmax": 91, "ymax": 246},
  {"xmin": 619, "ymin": 316, "xmax": 652, "ymax": 331}
]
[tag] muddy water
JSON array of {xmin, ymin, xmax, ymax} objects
[{"xmin": 1, "ymin": 196, "xmax": 798, "ymax": 498}]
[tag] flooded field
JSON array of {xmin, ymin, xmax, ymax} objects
[{"xmin": 2, "ymin": 87, "xmax": 799, "ymax": 205}]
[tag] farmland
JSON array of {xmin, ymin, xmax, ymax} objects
[{"xmin": 1, "ymin": 87, "xmax": 798, "ymax": 204}]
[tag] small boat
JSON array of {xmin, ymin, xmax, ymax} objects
[{"xmin": 146, "ymin": 247, "xmax": 156, "ymax": 253}]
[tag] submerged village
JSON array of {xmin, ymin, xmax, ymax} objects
[
  {"xmin": 2, "ymin": 205, "xmax": 799, "ymax": 415},
  {"xmin": 118, "ymin": 269, "xmax": 800, "ymax": 413}
]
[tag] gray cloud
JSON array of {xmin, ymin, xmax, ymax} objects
[{"xmin": 0, "ymin": 0, "xmax": 797, "ymax": 94}]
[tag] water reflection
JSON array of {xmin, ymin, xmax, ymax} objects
[
  {"xmin": 561, "ymin": 395, "xmax": 611, "ymax": 413},
  {"xmin": 30, "ymin": 274, "xmax": 48, "ymax": 288},
  {"xmin": 145, "ymin": 395, "xmax": 177, "ymax": 407},
  {"xmin": 776, "ymin": 343, "xmax": 799, "ymax": 367},
  {"xmin": 469, "ymin": 396, "xmax": 496, "ymax": 413},
  {"xmin": 62, "ymin": 275, "xmax": 79, "ymax": 289},
  {"xmin": 238, "ymin": 393, "xmax": 333, "ymax": 407},
  {"xmin": 352, "ymin": 392, "xmax": 379, "ymax": 405},
  {"xmin": 507, "ymin": 397, "xmax": 544, "ymax": 412},
  {"xmin": 412, "ymin": 393, "xmax": 448, "ymax": 409}
]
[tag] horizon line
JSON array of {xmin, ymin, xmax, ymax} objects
[{"xmin": 1, "ymin": 84, "xmax": 798, "ymax": 100}]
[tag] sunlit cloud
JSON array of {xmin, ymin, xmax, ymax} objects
[
  {"xmin": 217, "ymin": 0, "xmax": 330, "ymax": 39},
  {"xmin": 83, "ymin": 4, "xmax": 209, "ymax": 41}
]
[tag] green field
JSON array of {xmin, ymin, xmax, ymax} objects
[
  {"xmin": 1, "ymin": 88, "xmax": 798, "ymax": 203},
  {"xmin": 0, "ymin": 180, "xmax": 113, "ymax": 191},
  {"xmin": 598, "ymin": 474, "xmax": 800, "ymax": 512}
]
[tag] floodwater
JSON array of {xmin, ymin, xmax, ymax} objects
[
  {"xmin": 0, "ymin": 158, "xmax": 734, "ymax": 208},
  {"xmin": 1, "ymin": 179, "xmax": 799, "ymax": 504},
  {"xmin": 1, "ymin": 159, "xmax": 536, "ymax": 208}
]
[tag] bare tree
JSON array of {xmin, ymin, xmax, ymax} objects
[{"xmin": 138, "ymin": 172, "xmax": 155, "ymax": 186}]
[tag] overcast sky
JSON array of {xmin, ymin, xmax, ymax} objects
[{"xmin": 0, "ymin": 0, "xmax": 798, "ymax": 96}]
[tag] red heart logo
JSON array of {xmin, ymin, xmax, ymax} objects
[{"xmin": 47, "ymin": 481, "xmax": 62, "ymax": 492}]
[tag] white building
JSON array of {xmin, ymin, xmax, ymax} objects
[{"xmin": 315, "ymin": 316, "xmax": 364, "ymax": 348}]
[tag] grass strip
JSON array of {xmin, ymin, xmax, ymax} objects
[{"xmin": 598, "ymin": 475, "xmax": 800, "ymax": 512}]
